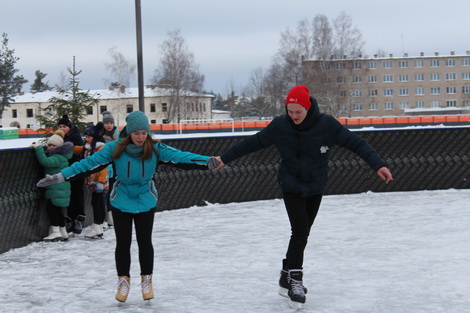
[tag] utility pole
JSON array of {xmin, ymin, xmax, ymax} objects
[{"xmin": 135, "ymin": 0, "xmax": 145, "ymax": 112}]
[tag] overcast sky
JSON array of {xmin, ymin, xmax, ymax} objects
[{"xmin": 2, "ymin": 0, "xmax": 469, "ymax": 94}]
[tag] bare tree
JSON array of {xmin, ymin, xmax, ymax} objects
[
  {"xmin": 333, "ymin": 11, "xmax": 365, "ymax": 59},
  {"xmin": 152, "ymin": 29, "xmax": 204, "ymax": 123},
  {"xmin": 104, "ymin": 46, "xmax": 136, "ymax": 90}
]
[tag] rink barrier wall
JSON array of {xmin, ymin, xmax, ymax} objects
[{"xmin": 0, "ymin": 127, "xmax": 469, "ymax": 253}]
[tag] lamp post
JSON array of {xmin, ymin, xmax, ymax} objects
[{"xmin": 135, "ymin": 0, "xmax": 145, "ymax": 112}]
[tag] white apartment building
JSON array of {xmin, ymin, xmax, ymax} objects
[
  {"xmin": 303, "ymin": 51, "xmax": 470, "ymax": 117},
  {"xmin": 1, "ymin": 85, "xmax": 213, "ymax": 129}
]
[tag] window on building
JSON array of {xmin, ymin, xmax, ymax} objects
[
  {"xmin": 339, "ymin": 90, "xmax": 346, "ymax": 97},
  {"xmin": 431, "ymin": 101, "xmax": 440, "ymax": 108},
  {"xmin": 445, "ymin": 73, "xmax": 456, "ymax": 80},
  {"xmin": 351, "ymin": 90, "xmax": 362, "ymax": 97},
  {"xmin": 430, "ymin": 59, "xmax": 440, "ymax": 67},
  {"xmin": 463, "ymin": 99, "xmax": 470, "ymax": 106},
  {"xmin": 415, "ymin": 87, "xmax": 425, "ymax": 95},
  {"xmin": 430, "ymin": 87, "xmax": 440, "ymax": 95},
  {"xmin": 336, "ymin": 62, "xmax": 346, "ymax": 70},
  {"xmin": 353, "ymin": 62, "xmax": 362, "ymax": 69},
  {"xmin": 368, "ymin": 89, "xmax": 378, "ymax": 97},
  {"xmin": 86, "ymin": 106, "xmax": 93, "ymax": 115},
  {"xmin": 398, "ymin": 74, "xmax": 409, "ymax": 82},
  {"xmin": 446, "ymin": 100, "xmax": 457, "ymax": 107},
  {"xmin": 398, "ymin": 60, "xmax": 408, "ymax": 68},
  {"xmin": 336, "ymin": 77, "xmax": 346, "ymax": 84},
  {"xmin": 369, "ymin": 103, "xmax": 378, "ymax": 110},
  {"xmin": 382, "ymin": 61, "xmax": 392, "ymax": 69},
  {"xmin": 462, "ymin": 73, "xmax": 470, "ymax": 80},
  {"xmin": 415, "ymin": 101, "xmax": 425, "ymax": 108},
  {"xmin": 445, "ymin": 59, "xmax": 455, "ymax": 67},
  {"xmin": 383, "ymin": 74, "xmax": 393, "ymax": 82},
  {"xmin": 415, "ymin": 60, "xmax": 424, "ymax": 68},
  {"xmin": 400, "ymin": 102, "xmax": 409, "ymax": 109},
  {"xmin": 126, "ymin": 105, "xmax": 133, "ymax": 113},
  {"xmin": 384, "ymin": 102, "xmax": 394, "ymax": 110},
  {"xmin": 352, "ymin": 76, "xmax": 362, "ymax": 83},
  {"xmin": 12, "ymin": 109, "xmax": 17, "ymax": 118},
  {"xmin": 162, "ymin": 119, "xmax": 169, "ymax": 124},
  {"xmin": 151, "ymin": 119, "xmax": 156, "ymax": 124},
  {"xmin": 384, "ymin": 89, "xmax": 394, "ymax": 96},
  {"xmin": 150, "ymin": 103, "xmax": 156, "ymax": 113},
  {"xmin": 462, "ymin": 86, "xmax": 470, "ymax": 94},
  {"xmin": 162, "ymin": 103, "xmax": 168, "ymax": 112},
  {"xmin": 462, "ymin": 59, "xmax": 470, "ymax": 66},
  {"xmin": 430, "ymin": 73, "xmax": 440, "ymax": 81},
  {"xmin": 352, "ymin": 103, "xmax": 362, "ymax": 111},
  {"xmin": 446, "ymin": 86, "xmax": 456, "ymax": 94},
  {"xmin": 368, "ymin": 61, "xmax": 377, "ymax": 69},
  {"xmin": 26, "ymin": 109, "xmax": 33, "ymax": 118},
  {"xmin": 399, "ymin": 88, "xmax": 409, "ymax": 96},
  {"xmin": 100, "ymin": 106, "xmax": 107, "ymax": 114},
  {"xmin": 415, "ymin": 73, "xmax": 424, "ymax": 81},
  {"xmin": 368, "ymin": 75, "xmax": 377, "ymax": 83}
]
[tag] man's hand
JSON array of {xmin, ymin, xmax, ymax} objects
[
  {"xmin": 208, "ymin": 156, "xmax": 225, "ymax": 170},
  {"xmin": 377, "ymin": 167, "xmax": 393, "ymax": 184}
]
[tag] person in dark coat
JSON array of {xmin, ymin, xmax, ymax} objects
[
  {"xmin": 212, "ymin": 85, "xmax": 393, "ymax": 309},
  {"xmin": 58, "ymin": 115, "xmax": 86, "ymax": 234}
]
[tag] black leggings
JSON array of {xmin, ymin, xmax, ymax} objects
[
  {"xmin": 46, "ymin": 199, "xmax": 66, "ymax": 227},
  {"xmin": 113, "ymin": 209, "xmax": 155, "ymax": 277},
  {"xmin": 91, "ymin": 191, "xmax": 105, "ymax": 224},
  {"xmin": 282, "ymin": 192, "xmax": 323, "ymax": 270}
]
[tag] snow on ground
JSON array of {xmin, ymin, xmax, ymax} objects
[{"xmin": 0, "ymin": 189, "xmax": 469, "ymax": 313}]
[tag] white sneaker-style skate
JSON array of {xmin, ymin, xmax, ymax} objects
[{"xmin": 84, "ymin": 223, "xmax": 103, "ymax": 239}]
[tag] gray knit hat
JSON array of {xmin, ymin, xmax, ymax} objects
[
  {"xmin": 120, "ymin": 111, "xmax": 150, "ymax": 137},
  {"xmin": 102, "ymin": 111, "xmax": 115, "ymax": 124}
]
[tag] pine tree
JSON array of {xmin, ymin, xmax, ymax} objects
[
  {"xmin": 30, "ymin": 70, "xmax": 53, "ymax": 92},
  {"xmin": 0, "ymin": 33, "xmax": 28, "ymax": 118},
  {"xmin": 36, "ymin": 58, "xmax": 100, "ymax": 133}
]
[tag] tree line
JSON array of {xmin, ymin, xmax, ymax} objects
[{"xmin": 0, "ymin": 11, "xmax": 367, "ymax": 124}]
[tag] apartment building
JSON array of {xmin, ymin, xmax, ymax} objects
[
  {"xmin": 303, "ymin": 51, "xmax": 470, "ymax": 117},
  {"xmin": 1, "ymin": 85, "xmax": 213, "ymax": 129}
]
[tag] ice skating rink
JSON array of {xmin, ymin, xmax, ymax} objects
[{"xmin": 0, "ymin": 189, "xmax": 469, "ymax": 313}]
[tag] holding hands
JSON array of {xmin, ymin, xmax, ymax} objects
[
  {"xmin": 37, "ymin": 173, "xmax": 65, "ymax": 187},
  {"xmin": 208, "ymin": 156, "xmax": 225, "ymax": 170}
]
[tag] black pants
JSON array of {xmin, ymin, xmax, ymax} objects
[
  {"xmin": 282, "ymin": 192, "xmax": 323, "ymax": 270},
  {"xmin": 91, "ymin": 191, "xmax": 106, "ymax": 224},
  {"xmin": 67, "ymin": 179, "xmax": 85, "ymax": 220},
  {"xmin": 113, "ymin": 209, "xmax": 155, "ymax": 277},
  {"xmin": 46, "ymin": 199, "xmax": 66, "ymax": 227}
]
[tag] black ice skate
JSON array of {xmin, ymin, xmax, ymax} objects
[{"xmin": 287, "ymin": 270, "xmax": 306, "ymax": 310}]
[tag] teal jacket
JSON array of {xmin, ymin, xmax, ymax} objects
[
  {"xmin": 35, "ymin": 142, "xmax": 73, "ymax": 207},
  {"xmin": 61, "ymin": 140, "xmax": 209, "ymax": 214}
]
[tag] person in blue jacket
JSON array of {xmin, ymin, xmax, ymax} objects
[
  {"xmin": 37, "ymin": 111, "xmax": 218, "ymax": 303},
  {"xmin": 212, "ymin": 85, "xmax": 393, "ymax": 309}
]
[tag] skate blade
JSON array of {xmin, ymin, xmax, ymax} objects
[
  {"xmin": 85, "ymin": 234, "xmax": 103, "ymax": 239},
  {"xmin": 279, "ymin": 287, "xmax": 289, "ymax": 298},
  {"xmin": 288, "ymin": 299, "xmax": 303, "ymax": 310}
]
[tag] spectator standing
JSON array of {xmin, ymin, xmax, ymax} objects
[
  {"xmin": 73, "ymin": 123, "xmax": 108, "ymax": 239},
  {"xmin": 32, "ymin": 130, "xmax": 74, "ymax": 241},
  {"xmin": 58, "ymin": 115, "xmax": 86, "ymax": 235}
]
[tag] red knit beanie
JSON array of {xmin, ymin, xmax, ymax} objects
[{"xmin": 285, "ymin": 85, "xmax": 311, "ymax": 110}]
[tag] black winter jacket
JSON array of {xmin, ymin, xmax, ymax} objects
[
  {"xmin": 220, "ymin": 98, "xmax": 386, "ymax": 197},
  {"xmin": 64, "ymin": 125, "xmax": 84, "ymax": 164}
]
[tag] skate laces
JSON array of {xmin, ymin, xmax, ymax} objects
[
  {"xmin": 117, "ymin": 277, "xmax": 130, "ymax": 295},
  {"xmin": 141, "ymin": 275, "xmax": 152, "ymax": 294},
  {"xmin": 290, "ymin": 279, "xmax": 305, "ymax": 295}
]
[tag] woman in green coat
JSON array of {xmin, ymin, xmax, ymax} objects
[{"xmin": 33, "ymin": 130, "xmax": 74, "ymax": 241}]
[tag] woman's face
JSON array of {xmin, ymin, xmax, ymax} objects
[
  {"xmin": 58, "ymin": 124, "xmax": 70, "ymax": 134},
  {"xmin": 287, "ymin": 103, "xmax": 308, "ymax": 124},
  {"xmin": 130, "ymin": 130, "xmax": 148, "ymax": 146},
  {"xmin": 104, "ymin": 122, "xmax": 114, "ymax": 132},
  {"xmin": 47, "ymin": 144, "xmax": 57, "ymax": 151}
]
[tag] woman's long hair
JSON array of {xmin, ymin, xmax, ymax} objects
[{"xmin": 112, "ymin": 134, "xmax": 160, "ymax": 161}]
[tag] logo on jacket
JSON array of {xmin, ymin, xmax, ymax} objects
[{"xmin": 320, "ymin": 146, "xmax": 329, "ymax": 154}]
